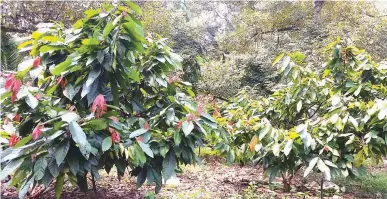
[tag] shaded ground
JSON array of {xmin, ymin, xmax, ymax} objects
[{"xmin": 1, "ymin": 157, "xmax": 386, "ymax": 199}]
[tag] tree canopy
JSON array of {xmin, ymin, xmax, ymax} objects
[{"xmin": 0, "ymin": 2, "xmax": 216, "ymax": 198}]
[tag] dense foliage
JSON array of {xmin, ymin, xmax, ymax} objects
[
  {"xmin": 1, "ymin": 32, "xmax": 24, "ymax": 71},
  {"xmin": 211, "ymin": 39, "xmax": 387, "ymax": 191},
  {"xmin": 0, "ymin": 2, "xmax": 216, "ymax": 198}
]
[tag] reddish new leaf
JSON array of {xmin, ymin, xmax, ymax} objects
[
  {"xmin": 91, "ymin": 94, "xmax": 107, "ymax": 118},
  {"xmin": 9, "ymin": 133, "xmax": 20, "ymax": 147},
  {"xmin": 33, "ymin": 56, "xmax": 41, "ymax": 67},
  {"xmin": 32, "ymin": 124, "xmax": 44, "ymax": 140}
]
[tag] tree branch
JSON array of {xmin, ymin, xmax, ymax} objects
[
  {"xmin": 1, "ymin": 26, "xmax": 32, "ymax": 34},
  {"xmin": 253, "ymin": 26, "xmax": 300, "ymax": 38},
  {"xmin": 213, "ymin": 95, "xmax": 230, "ymax": 102}
]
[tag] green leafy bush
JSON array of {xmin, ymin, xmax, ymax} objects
[
  {"xmin": 211, "ymin": 39, "xmax": 387, "ymax": 191},
  {"xmin": 0, "ymin": 2, "xmax": 216, "ymax": 198}
]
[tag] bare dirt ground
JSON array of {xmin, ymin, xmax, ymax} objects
[{"xmin": 1, "ymin": 157, "xmax": 385, "ymax": 199}]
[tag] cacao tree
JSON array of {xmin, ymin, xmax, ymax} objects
[
  {"xmin": 211, "ymin": 39, "xmax": 387, "ymax": 191},
  {"xmin": 0, "ymin": 2, "xmax": 216, "ymax": 198}
]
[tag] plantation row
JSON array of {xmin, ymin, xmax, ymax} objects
[{"xmin": 1, "ymin": 2, "xmax": 386, "ymax": 198}]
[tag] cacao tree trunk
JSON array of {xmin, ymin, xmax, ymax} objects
[
  {"xmin": 283, "ymin": 179, "xmax": 291, "ymax": 192},
  {"xmin": 76, "ymin": 174, "xmax": 88, "ymax": 192},
  {"xmin": 282, "ymin": 174, "xmax": 292, "ymax": 192},
  {"xmin": 91, "ymin": 173, "xmax": 97, "ymax": 193},
  {"xmin": 320, "ymin": 176, "xmax": 324, "ymax": 199}
]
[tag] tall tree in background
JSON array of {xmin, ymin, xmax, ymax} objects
[
  {"xmin": 1, "ymin": 1, "xmax": 100, "ymax": 33},
  {"xmin": 1, "ymin": 32, "xmax": 23, "ymax": 71},
  {"xmin": 314, "ymin": 0, "xmax": 325, "ymax": 26}
]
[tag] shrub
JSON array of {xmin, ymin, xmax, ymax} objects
[
  {"xmin": 211, "ymin": 39, "xmax": 387, "ymax": 191},
  {"xmin": 0, "ymin": 2, "xmax": 216, "ymax": 198}
]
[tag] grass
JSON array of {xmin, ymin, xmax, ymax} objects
[
  {"xmin": 334, "ymin": 170, "xmax": 387, "ymax": 197},
  {"xmin": 195, "ymin": 146, "xmax": 223, "ymax": 159}
]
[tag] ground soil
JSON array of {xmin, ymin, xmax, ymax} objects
[{"xmin": 1, "ymin": 157, "xmax": 385, "ymax": 199}]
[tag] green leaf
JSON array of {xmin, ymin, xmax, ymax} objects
[
  {"xmin": 112, "ymin": 15, "xmax": 123, "ymax": 26},
  {"xmin": 166, "ymin": 108, "xmax": 175, "ymax": 124},
  {"xmin": 86, "ymin": 119, "xmax": 108, "ymax": 130},
  {"xmin": 136, "ymin": 167, "xmax": 147, "ymax": 188},
  {"xmin": 69, "ymin": 121, "xmax": 86, "ymax": 144},
  {"xmin": 67, "ymin": 155, "xmax": 79, "ymax": 175},
  {"xmin": 63, "ymin": 84, "xmax": 80, "ymax": 101},
  {"xmin": 65, "ymin": 33, "xmax": 81, "ymax": 44},
  {"xmin": 0, "ymin": 158, "xmax": 24, "ymax": 180},
  {"xmin": 41, "ymin": 170, "xmax": 54, "ymax": 188},
  {"xmin": 125, "ymin": 1, "xmax": 143, "ymax": 15},
  {"xmin": 258, "ymin": 125, "xmax": 272, "ymax": 140},
  {"xmin": 330, "ymin": 113, "xmax": 339, "ymax": 124},
  {"xmin": 162, "ymin": 149, "xmax": 177, "ymax": 181},
  {"xmin": 14, "ymin": 135, "xmax": 32, "ymax": 148},
  {"xmin": 331, "ymin": 95, "xmax": 341, "ymax": 106},
  {"xmin": 129, "ymin": 128, "xmax": 147, "ymax": 138},
  {"xmin": 51, "ymin": 57, "xmax": 72, "ymax": 75},
  {"xmin": 281, "ymin": 56, "xmax": 290, "ymax": 71},
  {"xmin": 102, "ymin": 137, "xmax": 113, "ymax": 152},
  {"xmin": 46, "ymin": 130, "xmax": 65, "ymax": 143},
  {"xmin": 174, "ymin": 131, "xmax": 182, "ymax": 145},
  {"xmin": 349, "ymin": 116, "xmax": 358, "ymax": 128},
  {"xmin": 40, "ymin": 45, "xmax": 66, "ymax": 53},
  {"xmin": 354, "ymin": 150, "xmax": 364, "ymax": 167},
  {"xmin": 317, "ymin": 159, "xmax": 331, "ymax": 181},
  {"xmin": 46, "ymin": 84, "xmax": 58, "ymax": 95},
  {"xmin": 134, "ymin": 144, "xmax": 146, "ymax": 166},
  {"xmin": 86, "ymin": 53, "xmax": 97, "ymax": 66},
  {"xmin": 15, "ymin": 64, "xmax": 33, "ymax": 79},
  {"xmin": 272, "ymin": 53, "xmax": 284, "ymax": 66},
  {"xmin": 383, "ymin": 123, "xmax": 387, "ymax": 132},
  {"xmin": 138, "ymin": 142, "xmax": 154, "ymax": 158},
  {"xmin": 304, "ymin": 157, "xmax": 319, "ymax": 178},
  {"xmin": 182, "ymin": 121, "xmax": 194, "ymax": 136},
  {"xmin": 48, "ymin": 159, "xmax": 60, "ymax": 177},
  {"xmin": 200, "ymin": 113, "xmax": 216, "ymax": 123},
  {"xmin": 81, "ymin": 68, "xmax": 101, "ymax": 98},
  {"xmin": 269, "ymin": 167, "xmax": 278, "ymax": 183},
  {"xmin": 147, "ymin": 166, "xmax": 162, "ymax": 193},
  {"xmin": 55, "ymin": 141, "xmax": 70, "ymax": 166},
  {"xmin": 85, "ymin": 9, "xmax": 99, "ymax": 19},
  {"xmin": 296, "ymin": 100, "xmax": 302, "ymax": 112},
  {"xmin": 160, "ymin": 145, "xmax": 169, "ymax": 157},
  {"xmin": 34, "ymin": 157, "xmax": 48, "ymax": 180},
  {"xmin": 17, "ymin": 40, "xmax": 32, "ymax": 49},
  {"xmin": 19, "ymin": 176, "xmax": 34, "ymax": 199},
  {"xmin": 110, "ymin": 77, "xmax": 119, "ymax": 106},
  {"xmin": 156, "ymin": 77, "xmax": 168, "ymax": 87},
  {"xmin": 26, "ymin": 93, "xmax": 39, "ymax": 109},
  {"xmin": 69, "ymin": 121, "xmax": 91, "ymax": 159},
  {"xmin": 354, "ymin": 85, "xmax": 362, "ymax": 96},
  {"xmin": 324, "ymin": 160, "xmax": 337, "ymax": 168},
  {"xmin": 169, "ymin": 53, "xmax": 183, "ymax": 69},
  {"xmin": 283, "ymin": 139, "xmax": 293, "ymax": 156},
  {"xmin": 82, "ymin": 38, "xmax": 99, "ymax": 46},
  {"xmin": 226, "ymin": 150, "xmax": 235, "ymax": 165},
  {"xmin": 317, "ymin": 159, "xmax": 328, "ymax": 172},
  {"xmin": 102, "ymin": 22, "xmax": 114, "ymax": 39},
  {"xmin": 61, "ymin": 111, "xmax": 79, "ymax": 123},
  {"xmin": 122, "ymin": 21, "xmax": 144, "ymax": 42},
  {"xmin": 55, "ymin": 173, "xmax": 65, "ymax": 199},
  {"xmin": 285, "ymin": 94, "xmax": 290, "ymax": 105},
  {"xmin": 272, "ymin": 143, "xmax": 280, "ymax": 156},
  {"xmin": 127, "ymin": 68, "xmax": 141, "ymax": 82}
]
